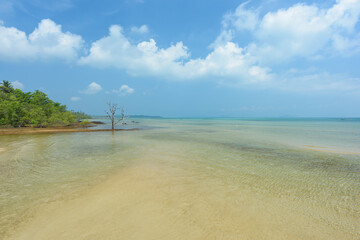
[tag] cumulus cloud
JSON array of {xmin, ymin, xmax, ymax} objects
[
  {"xmin": 184, "ymin": 42, "xmax": 272, "ymax": 83},
  {"xmin": 71, "ymin": 96, "xmax": 80, "ymax": 101},
  {"xmin": 11, "ymin": 80, "xmax": 24, "ymax": 90},
  {"xmin": 0, "ymin": 20, "xmax": 271, "ymax": 85},
  {"xmin": 81, "ymin": 82, "xmax": 102, "ymax": 94},
  {"xmin": 77, "ymin": 0, "xmax": 360, "ymax": 88},
  {"xmin": 79, "ymin": 26, "xmax": 189, "ymax": 78},
  {"xmin": 113, "ymin": 85, "xmax": 135, "ymax": 96},
  {"xmin": 1, "ymin": 0, "xmax": 360, "ymax": 92},
  {"xmin": 222, "ymin": 2, "xmax": 259, "ymax": 32},
  {"xmin": 0, "ymin": 19, "xmax": 83, "ymax": 61},
  {"xmin": 219, "ymin": 0, "xmax": 360, "ymax": 63},
  {"xmin": 131, "ymin": 25, "xmax": 149, "ymax": 34},
  {"xmin": 79, "ymin": 25, "xmax": 271, "ymax": 84},
  {"xmin": 210, "ymin": 30, "xmax": 234, "ymax": 49}
]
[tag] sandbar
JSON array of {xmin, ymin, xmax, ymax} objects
[{"xmin": 0, "ymin": 127, "xmax": 139, "ymax": 135}]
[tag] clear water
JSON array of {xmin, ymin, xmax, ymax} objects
[{"xmin": 0, "ymin": 118, "xmax": 359, "ymax": 239}]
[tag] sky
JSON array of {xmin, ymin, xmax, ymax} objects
[{"xmin": 0, "ymin": 0, "xmax": 360, "ymax": 117}]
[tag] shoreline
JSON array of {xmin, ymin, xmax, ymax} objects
[{"xmin": 0, "ymin": 127, "xmax": 139, "ymax": 135}]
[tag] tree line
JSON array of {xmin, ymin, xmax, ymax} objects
[{"xmin": 0, "ymin": 81, "xmax": 90, "ymax": 128}]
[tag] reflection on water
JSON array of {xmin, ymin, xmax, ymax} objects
[{"xmin": 0, "ymin": 118, "xmax": 359, "ymax": 239}]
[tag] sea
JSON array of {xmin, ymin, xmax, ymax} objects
[{"xmin": 0, "ymin": 118, "xmax": 359, "ymax": 239}]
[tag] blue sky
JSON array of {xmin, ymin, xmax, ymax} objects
[{"xmin": 1, "ymin": 0, "xmax": 359, "ymax": 117}]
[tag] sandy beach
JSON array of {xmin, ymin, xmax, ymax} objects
[
  {"xmin": 1, "ymin": 118, "xmax": 359, "ymax": 240},
  {"xmin": 0, "ymin": 127, "xmax": 139, "ymax": 135},
  {"xmin": 1, "ymin": 0, "xmax": 359, "ymax": 238},
  {"xmin": 7, "ymin": 155, "xmax": 356, "ymax": 240}
]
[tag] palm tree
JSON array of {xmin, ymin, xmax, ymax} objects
[{"xmin": 0, "ymin": 80, "xmax": 13, "ymax": 93}]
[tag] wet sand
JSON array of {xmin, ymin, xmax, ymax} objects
[
  {"xmin": 0, "ymin": 128, "xmax": 139, "ymax": 135},
  {"xmin": 7, "ymin": 155, "xmax": 358, "ymax": 240},
  {"xmin": 2, "ymin": 118, "xmax": 359, "ymax": 240}
]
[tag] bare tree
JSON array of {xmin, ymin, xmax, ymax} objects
[{"xmin": 105, "ymin": 102, "xmax": 124, "ymax": 130}]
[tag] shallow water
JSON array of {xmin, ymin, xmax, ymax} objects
[{"xmin": 0, "ymin": 118, "xmax": 359, "ymax": 239}]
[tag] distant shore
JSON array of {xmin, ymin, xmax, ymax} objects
[{"xmin": 0, "ymin": 122, "xmax": 139, "ymax": 135}]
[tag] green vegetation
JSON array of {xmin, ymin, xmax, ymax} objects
[
  {"xmin": 0, "ymin": 80, "xmax": 88, "ymax": 128},
  {"xmin": 79, "ymin": 119, "xmax": 91, "ymax": 127},
  {"xmin": 71, "ymin": 111, "xmax": 92, "ymax": 120}
]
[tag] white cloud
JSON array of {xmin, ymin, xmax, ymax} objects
[
  {"xmin": 78, "ymin": 1, "xmax": 360, "ymax": 89},
  {"xmin": 0, "ymin": 19, "xmax": 83, "ymax": 61},
  {"xmin": 210, "ymin": 30, "xmax": 234, "ymax": 49},
  {"xmin": 218, "ymin": 0, "xmax": 360, "ymax": 63},
  {"xmin": 131, "ymin": 25, "xmax": 149, "ymax": 34},
  {"xmin": 79, "ymin": 25, "xmax": 189, "ymax": 77},
  {"xmin": 332, "ymin": 33, "xmax": 360, "ymax": 56},
  {"xmin": 0, "ymin": 1, "xmax": 359, "ymax": 93},
  {"xmin": 222, "ymin": 2, "xmax": 259, "ymax": 32},
  {"xmin": 79, "ymin": 25, "xmax": 271, "ymax": 84},
  {"xmin": 184, "ymin": 42, "xmax": 272, "ymax": 83},
  {"xmin": 71, "ymin": 96, "xmax": 80, "ymax": 101},
  {"xmin": 113, "ymin": 85, "xmax": 135, "ymax": 96},
  {"xmin": 210, "ymin": 2, "xmax": 258, "ymax": 49},
  {"xmin": 81, "ymin": 82, "xmax": 102, "ymax": 94},
  {"xmin": 11, "ymin": 80, "xmax": 24, "ymax": 90}
]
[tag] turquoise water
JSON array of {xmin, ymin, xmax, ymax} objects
[{"xmin": 0, "ymin": 118, "xmax": 359, "ymax": 239}]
